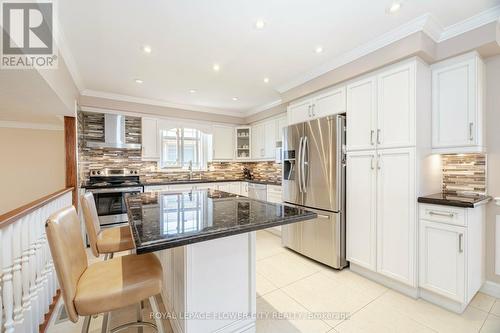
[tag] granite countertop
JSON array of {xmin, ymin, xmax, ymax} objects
[
  {"xmin": 418, "ymin": 193, "xmax": 492, "ymax": 208},
  {"xmin": 125, "ymin": 189, "xmax": 315, "ymax": 254},
  {"xmin": 81, "ymin": 178, "xmax": 281, "ymax": 189},
  {"xmin": 141, "ymin": 179, "xmax": 282, "ymax": 186}
]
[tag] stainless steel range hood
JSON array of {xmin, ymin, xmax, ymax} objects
[{"xmin": 86, "ymin": 114, "xmax": 141, "ymax": 149}]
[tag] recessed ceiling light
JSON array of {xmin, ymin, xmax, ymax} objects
[
  {"xmin": 387, "ymin": 2, "xmax": 401, "ymax": 13},
  {"xmin": 213, "ymin": 63, "xmax": 220, "ymax": 72},
  {"xmin": 134, "ymin": 79, "xmax": 144, "ymax": 84},
  {"xmin": 255, "ymin": 19, "xmax": 266, "ymax": 29},
  {"xmin": 263, "ymin": 77, "xmax": 270, "ymax": 83},
  {"xmin": 315, "ymin": 46, "xmax": 324, "ymax": 54},
  {"xmin": 232, "ymin": 97, "xmax": 239, "ymax": 101},
  {"xmin": 189, "ymin": 89, "xmax": 196, "ymax": 94},
  {"xmin": 142, "ymin": 45, "xmax": 152, "ymax": 54}
]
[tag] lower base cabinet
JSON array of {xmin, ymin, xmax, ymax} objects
[{"xmin": 419, "ymin": 203, "xmax": 485, "ymax": 313}]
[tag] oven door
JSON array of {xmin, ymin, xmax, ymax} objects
[{"xmin": 88, "ymin": 186, "xmax": 143, "ymax": 226}]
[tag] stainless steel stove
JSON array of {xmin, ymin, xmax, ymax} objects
[{"xmin": 85, "ymin": 168, "xmax": 143, "ymax": 226}]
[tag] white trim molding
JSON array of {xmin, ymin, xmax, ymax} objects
[
  {"xmin": 0, "ymin": 121, "xmax": 63, "ymax": 131},
  {"xmin": 80, "ymin": 89, "xmax": 247, "ymax": 118},
  {"xmin": 480, "ymin": 280, "xmax": 500, "ymax": 299},
  {"xmin": 277, "ymin": 5, "xmax": 500, "ymax": 94},
  {"xmin": 244, "ymin": 99, "xmax": 283, "ymax": 117}
]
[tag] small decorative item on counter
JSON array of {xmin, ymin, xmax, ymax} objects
[{"xmin": 243, "ymin": 167, "xmax": 254, "ymax": 180}]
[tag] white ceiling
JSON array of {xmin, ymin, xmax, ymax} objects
[{"xmin": 58, "ymin": 0, "xmax": 500, "ymax": 114}]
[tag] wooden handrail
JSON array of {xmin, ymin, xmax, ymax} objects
[{"xmin": 0, "ymin": 187, "xmax": 74, "ymax": 227}]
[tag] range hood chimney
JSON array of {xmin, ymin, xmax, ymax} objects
[{"xmin": 86, "ymin": 114, "xmax": 141, "ymax": 149}]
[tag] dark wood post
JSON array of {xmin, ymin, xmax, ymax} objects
[{"xmin": 64, "ymin": 116, "xmax": 77, "ymax": 208}]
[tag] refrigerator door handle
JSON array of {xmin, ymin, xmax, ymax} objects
[
  {"xmin": 298, "ymin": 136, "xmax": 304, "ymax": 193},
  {"xmin": 302, "ymin": 136, "xmax": 308, "ymax": 193}
]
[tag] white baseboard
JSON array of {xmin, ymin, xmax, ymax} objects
[{"xmin": 480, "ymin": 280, "xmax": 500, "ymax": 298}]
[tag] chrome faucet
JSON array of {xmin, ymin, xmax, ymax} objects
[{"xmin": 188, "ymin": 160, "xmax": 193, "ymax": 180}]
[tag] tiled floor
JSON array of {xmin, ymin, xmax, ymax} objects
[{"xmin": 48, "ymin": 230, "xmax": 500, "ymax": 333}]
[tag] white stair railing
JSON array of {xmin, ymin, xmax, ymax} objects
[{"xmin": 0, "ymin": 189, "xmax": 73, "ymax": 333}]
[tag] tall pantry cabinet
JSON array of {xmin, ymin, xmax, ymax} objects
[{"xmin": 346, "ymin": 58, "xmax": 439, "ymax": 293}]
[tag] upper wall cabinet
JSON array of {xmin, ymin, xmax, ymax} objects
[
  {"xmin": 287, "ymin": 86, "xmax": 346, "ymax": 125},
  {"xmin": 142, "ymin": 117, "xmax": 160, "ymax": 160},
  {"xmin": 251, "ymin": 120, "xmax": 276, "ymax": 160},
  {"xmin": 346, "ymin": 60, "xmax": 426, "ymax": 152},
  {"xmin": 431, "ymin": 52, "xmax": 485, "ymax": 153},
  {"xmin": 212, "ymin": 125, "xmax": 235, "ymax": 160}
]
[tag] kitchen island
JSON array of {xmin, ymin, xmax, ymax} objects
[{"xmin": 125, "ymin": 189, "xmax": 316, "ymax": 333}]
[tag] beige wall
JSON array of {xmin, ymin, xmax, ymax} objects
[
  {"xmin": 0, "ymin": 127, "xmax": 65, "ymax": 215},
  {"xmin": 485, "ymin": 55, "xmax": 500, "ymax": 284}
]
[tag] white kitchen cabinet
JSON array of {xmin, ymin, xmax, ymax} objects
[
  {"xmin": 287, "ymin": 86, "xmax": 346, "ymax": 125},
  {"xmin": 240, "ymin": 182, "xmax": 249, "ymax": 197},
  {"xmin": 431, "ymin": 52, "xmax": 485, "ymax": 153},
  {"xmin": 212, "ymin": 125, "xmax": 235, "ymax": 160},
  {"xmin": 346, "ymin": 60, "xmax": 427, "ymax": 152},
  {"xmin": 346, "ymin": 150, "xmax": 377, "ymax": 271},
  {"xmin": 216, "ymin": 182, "xmax": 231, "ymax": 193},
  {"xmin": 419, "ymin": 203, "xmax": 485, "ymax": 313},
  {"xmin": 229, "ymin": 182, "xmax": 242, "ymax": 195},
  {"xmin": 377, "ymin": 63, "xmax": 415, "ymax": 149},
  {"xmin": 420, "ymin": 220, "xmax": 465, "ymax": 303},
  {"xmin": 266, "ymin": 185, "xmax": 282, "ymax": 203},
  {"xmin": 144, "ymin": 185, "xmax": 169, "ymax": 192},
  {"xmin": 346, "ymin": 77, "xmax": 377, "ymax": 151},
  {"xmin": 142, "ymin": 118, "xmax": 160, "ymax": 160},
  {"xmin": 276, "ymin": 115, "xmax": 287, "ymax": 143},
  {"xmin": 251, "ymin": 119, "xmax": 276, "ymax": 160},
  {"xmin": 376, "ymin": 148, "xmax": 416, "ymax": 286},
  {"xmin": 313, "ymin": 86, "xmax": 346, "ymax": 119},
  {"xmin": 287, "ymin": 100, "xmax": 311, "ymax": 125}
]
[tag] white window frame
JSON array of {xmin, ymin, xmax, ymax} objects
[{"xmin": 160, "ymin": 127, "xmax": 209, "ymax": 171}]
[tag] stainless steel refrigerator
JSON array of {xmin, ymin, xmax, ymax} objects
[{"xmin": 282, "ymin": 114, "xmax": 347, "ymax": 269}]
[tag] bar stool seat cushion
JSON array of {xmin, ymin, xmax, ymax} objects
[
  {"xmin": 74, "ymin": 253, "xmax": 162, "ymax": 315},
  {"xmin": 96, "ymin": 225, "xmax": 134, "ymax": 254}
]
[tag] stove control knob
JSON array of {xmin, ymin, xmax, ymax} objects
[
  {"xmin": 130, "ymin": 170, "xmax": 133, "ymax": 174},
  {"xmin": 97, "ymin": 171, "xmax": 101, "ymax": 175}
]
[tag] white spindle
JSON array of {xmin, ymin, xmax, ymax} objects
[
  {"xmin": 21, "ymin": 215, "xmax": 33, "ymax": 333},
  {"xmin": 1, "ymin": 191, "xmax": 73, "ymax": 333},
  {"xmin": 12, "ymin": 219, "xmax": 24, "ymax": 333},
  {"xmin": 2, "ymin": 224, "xmax": 15, "ymax": 333}
]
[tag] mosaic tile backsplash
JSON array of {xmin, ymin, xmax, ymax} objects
[
  {"xmin": 77, "ymin": 112, "xmax": 281, "ymax": 185},
  {"xmin": 442, "ymin": 154, "xmax": 487, "ymax": 195}
]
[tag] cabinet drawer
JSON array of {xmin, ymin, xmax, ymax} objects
[{"xmin": 419, "ymin": 204, "xmax": 466, "ymax": 226}]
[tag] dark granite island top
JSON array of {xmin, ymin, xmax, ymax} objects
[
  {"xmin": 125, "ymin": 189, "xmax": 316, "ymax": 254},
  {"xmin": 418, "ymin": 193, "xmax": 491, "ymax": 208}
]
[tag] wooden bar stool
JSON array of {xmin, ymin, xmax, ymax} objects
[
  {"xmin": 81, "ymin": 192, "xmax": 134, "ymax": 259},
  {"xmin": 46, "ymin": 206, "xmax": 165, "ymax": 333}
]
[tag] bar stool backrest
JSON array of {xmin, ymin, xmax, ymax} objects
[
  {"xmin": 80, "ymin": 192, "xmax": 101, "ymax": 257},
  {"xmin": 46, "ymin": 205, "xmax": 88, "ymax": 323}
]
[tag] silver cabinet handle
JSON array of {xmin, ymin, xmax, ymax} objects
[
  {"xmin": 458, "ymin": 233, "xmax": 464, "ymax": 253},
  {"xmin": 317, "ymin": 214, "xmax": 330, "ymax": 219},
  {"xmin": 308, "ymin": 105, "xmax": 312, "ymax": 117},
  {"xmin": 377, "ymin": 129, "xmax": 381, "ymax": 145},
  {"xmin": 370, "ymin": 156, "xmax": 375, "ymax": 170},
  {"xmin": 469, "ymin": 122, "xmax": 474, "ymax": 141},
  {"xmin": 428, "ymin": 211, "xmax": 454, "ymax": 218},
  {"xmin": 370, "ymin": 130, "xmax": 375, "ymax": 145},
  {"xmin": 376, "ymin": 154, "xmax": 381, "ymax": 170},
  {"xmin": 312, "ymin": 104, "xmax": 316, "ymax": 117}
]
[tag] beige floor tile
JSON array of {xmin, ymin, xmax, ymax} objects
[
  {"xmin": 257, "ymin": 289, "xmax": 331, "ymax": 333},
  {"xmin": 320, "ymin": 268, "xmax": 388, "ymax": 299},
  {"xmin": 480, "ymin": 313, "xmax": 500, "ymax": 333},
  {"xmin": 257, "ymin": 272, "xmax": 279, "ymax": 297},
  {"xmin": 490, "ymin": 300, "xmax": 500, "ymax": 316},
  {"xmin": 281, "ymin": 272, "xmax": 382, "ymax": 327},
  {"xmin": 335, "ymin": 300, "xmax": 437, "ymax": 333},
  {"xmin": 376, "ymin": 290, "xmax": 488, "ymax": 333},
  {"xmin": 470, "ymin": 292, "xmax": 496, "ymax": 313},
  {"xmin": 256, "ymin": 250, "xmax": 323, "ymax": 287},
  {"xmin": 256, "ymin": 230, "xmax": 286, "ymax": 260}
]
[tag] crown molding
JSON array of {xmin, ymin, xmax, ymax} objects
[
  {"xmin": 0, "ymin": 121, "xmax": 63, "ymax": 131},
  {"xmin": 80, "ymin": 89, "xmax": 247, "ymax": 118},
  {"xmin": 277, "ymin": 6, "xmax": 500, "ymax": 94},
  {"xmin": 243, "ymin": 99, "xmax": 283, "ymax": 117},
  {"xmin": 439, "ymin": 4, "xmax": 500, "ymax": 41}
]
